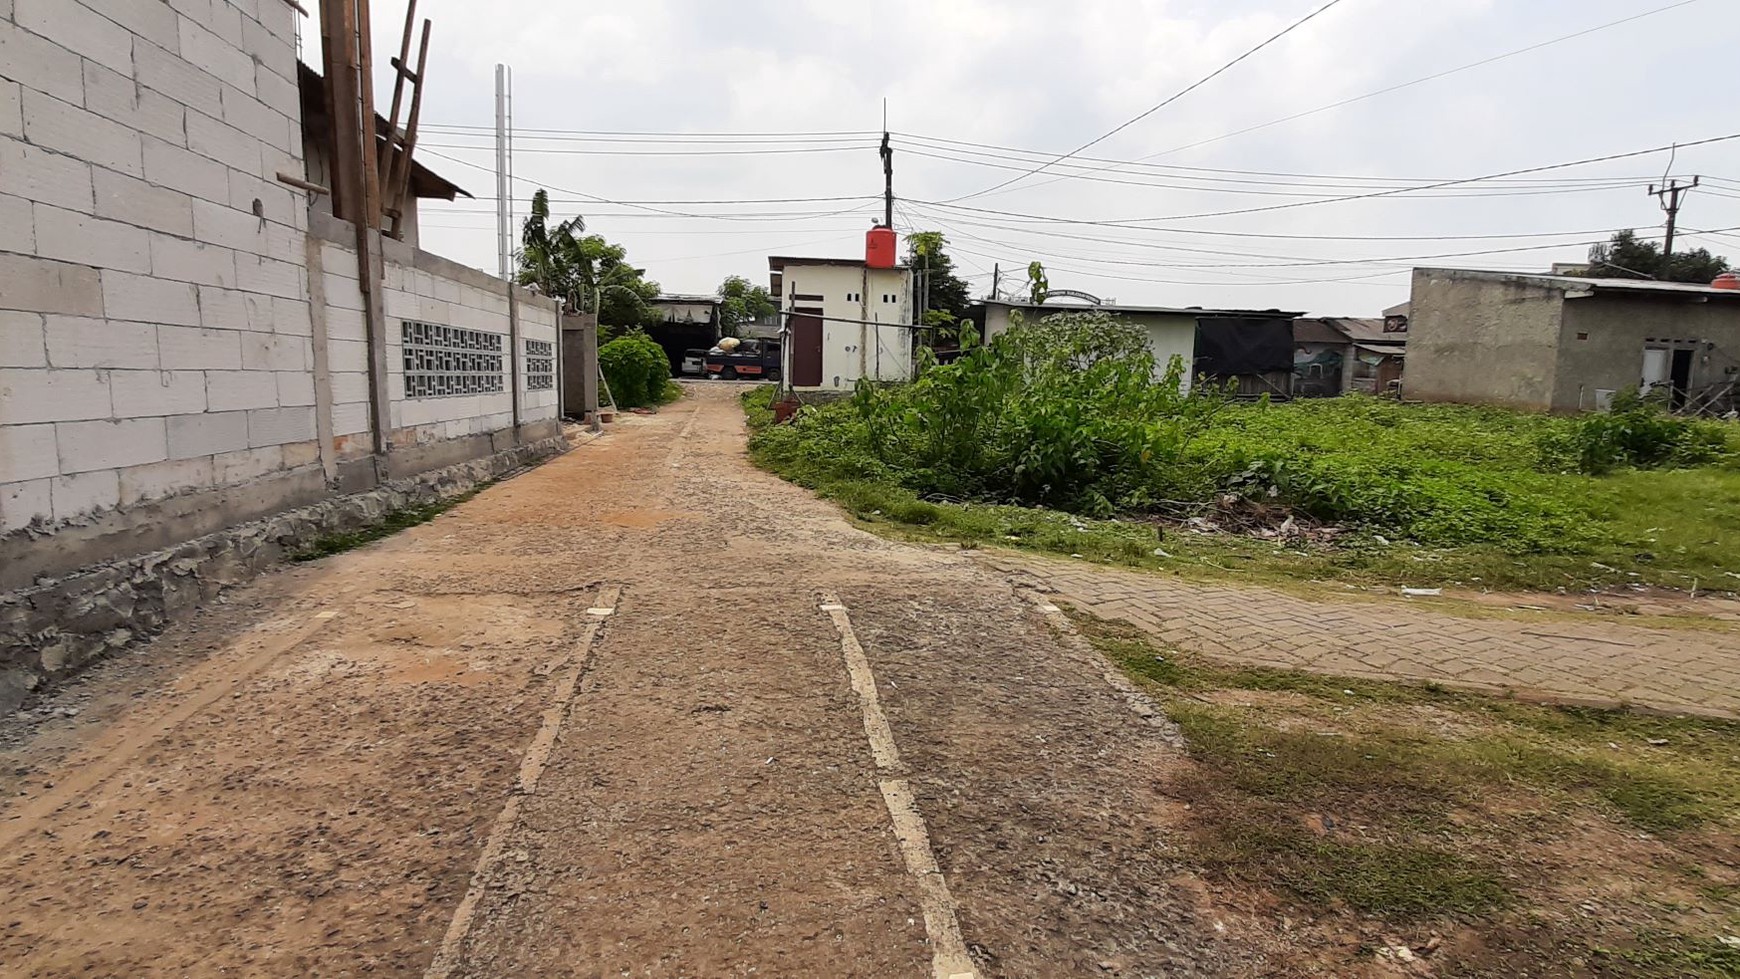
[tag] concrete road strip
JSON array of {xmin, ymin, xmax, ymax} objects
[
  {"xmin": 819, "ymin": 591, "xmax": 979, "ymax": 979},
  {"xmin": 424, "ymin": 584, "xmax": 622, "ymax": 979}
]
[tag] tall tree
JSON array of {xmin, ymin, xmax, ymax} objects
[
  {"xmin": 908, "ymin": 231, "xmax": 973, "ymax": 330},
  {"xmin": 716, "ymin": 275, "xmax": 777, "ymax": 336},
  {"xmin": 516, "ymin": 189, "xmax": 588, "ymax": 309},
  {"xmin": 1585, "ymin": 229, "xmax": 1729, "ymax": 283},
  {"xmin": 516, "ymin": 189, "xmax": 662, "ymax": 328}
]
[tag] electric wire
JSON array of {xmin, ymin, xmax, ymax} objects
[
  {"xmin": 912, "ymin": 133, "xmax": 1740, "ymax": 226},
  {"xmin": 947, "ymin": 0, "xmax": 1351, "ymax": 201},
  {"xmin": 967, "ymin": 0, "xmax": 1707, "ymax": 201}
]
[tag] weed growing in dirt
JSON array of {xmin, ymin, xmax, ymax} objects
[
  {"xmin": 290, "ymin": 486, "xmax": 487, "ymax": 561},
  {"xmin": 1078, "ymin": 614, "xmax": 1740, "ymax": 973},
  {"xmin": 1591, "ymin": 931, "xmax": 1740, "ymax": 977}
]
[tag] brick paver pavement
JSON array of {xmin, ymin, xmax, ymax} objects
[{"xmin": 976, "ymin": 551, "xmax": 1740, "ymax": 719}]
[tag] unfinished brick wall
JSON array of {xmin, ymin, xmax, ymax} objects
[{"xmin": 1, "ymin": 0, "xmax": 312, "ymax": 532}]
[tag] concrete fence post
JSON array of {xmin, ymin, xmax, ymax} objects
[
  {"xmin": 508, "ymin": 284, "xmax": 524, "ymax": 436},
  {"xmin": 560, "ymin": 312, "xmax": 600, "ymax": 423}
]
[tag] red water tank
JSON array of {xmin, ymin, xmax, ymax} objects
[
  {"xmin": 1712, "ymin": 272, "xmax": 1740, "ymax": 290},
  {"xmin": 866, "ymin": 225, "xmax": 897, "ymax": 269}
]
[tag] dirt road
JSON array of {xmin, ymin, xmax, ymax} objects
[{"xmin": 0, "ymin": 384, "xmax": 1265, "ymax": 977}]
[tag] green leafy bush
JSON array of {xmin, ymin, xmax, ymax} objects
[
  {"xmin": 1542, "ymin": 390, "xmax": 1733, "ymax": 475},
  {"xmin": 599, "ymin": 331, "xmax": 673, "ymax": 408},
  {"xmin": 853, "ymin": 312, "xmax": 1231, "ymax": 515}
]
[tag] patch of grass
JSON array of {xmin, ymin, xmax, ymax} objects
[
  {"xmin": 1591, "ymin": 932, "xmax": 1740, "ymax": 978},
  {"xmin": 1073, "ymin": 615, "xmax": 1740, "ymax": 927},
  {"xmin": 1198, "ymin": 812, "xmax": 1508, "ymax": 917},
  {"xmin": 289, "ymin": 486, "xmax": 487, "ymax": 561}
]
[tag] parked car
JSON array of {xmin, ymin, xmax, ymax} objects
[
  {"xmin": 680, "ymin": 348, "xmax": 707, "ymax": 376},
  {"xmin": 704, "ymin": 338, "xmax": 781, "ymax": 381}
]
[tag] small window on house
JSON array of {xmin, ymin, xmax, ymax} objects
[
  {"xmin": 402, "ymin": 321, "xmax": 504, "ymax": 398},
  {"xmin": 1576, "ymin": 332, "xmax": 1589, "ymax": 340},
  {"xmin": 526, "ymin": 339, "xmax": 554, "ymax": 391}
]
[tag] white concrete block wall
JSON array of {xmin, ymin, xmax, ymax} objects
[
  {"xmin": 317, "ymin": 240, "xmax": 373, "ymax": 447},
  {"xmin": 0, "ymin": 0, "xmax": 312, "ymax": 532},
  {"xmin": 382, "ymin": 259, "xmax": 560, "ymax": 439},
  {"xmin": 518, "ymin": 300, "xmax": 560, "ymax": 417}
]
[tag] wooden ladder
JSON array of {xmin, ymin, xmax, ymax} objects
[{"xmin": 380, "ymin": 0, "xmax": 432, "ymax": 240}]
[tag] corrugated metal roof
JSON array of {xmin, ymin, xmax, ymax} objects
[
  {"xmin": 1294, "ymin": 317, "xmax": 1406, "ymax": 345},
  {"xmin": 1323, "ymin": 317, "xmax": 1395, "ymax": 343},
  {"xmin": 1292, "ymin": 319, "xmax": 1346, "ymax": 344}
]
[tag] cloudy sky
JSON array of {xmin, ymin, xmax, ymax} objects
[{"xmin": 303, "ymin": 0, "xmax": 1740, "ymax": 315}]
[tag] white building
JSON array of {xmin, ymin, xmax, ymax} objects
[{"xmin": 769, "ymin": 256, "xmax": 913, "ymax": 391}]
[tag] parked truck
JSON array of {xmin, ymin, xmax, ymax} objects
[{"xmin": 703, "ymin": 337, "xmax": 781, "ymax": 380}]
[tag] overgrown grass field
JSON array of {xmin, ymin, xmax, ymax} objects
[{"xmin": 743, "ymin": 316, "xmax": 1739, "ymax": 592}]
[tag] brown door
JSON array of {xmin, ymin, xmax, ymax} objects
[{"xmin": 790, "ymin": 312, "xmax": 823, "ymax": 387}]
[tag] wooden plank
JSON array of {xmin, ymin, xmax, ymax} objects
[
  {"xmin": 355, "ymin": 0, "xmax": 382, "ymax": 230},
  {"xmin": 388, "ymin": 19, "xmax": 432, "ymax": 240}
]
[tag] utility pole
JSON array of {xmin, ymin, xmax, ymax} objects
[
  {"xmin": 991, "ymin": 263, "xmax": 1000, "ymax": 300},
  {"xmin": 920, "ymin": 250, "xmax": 930, "ymax": 328},
  {"xmin": 1649, "ymin": 175, "xmax": 1699, "ymax": 259},
  {"xmin": 495, "ymin": 64, "xmax": 511, "ymax": 278},
  {"xmin": 880, "ymin": 130, "xmax": 893, "ymax": 229}
]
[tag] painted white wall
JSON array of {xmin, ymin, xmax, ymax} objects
[{"xmin": 780, "ymin": 262, "xmax": 912, "ymax": 390}]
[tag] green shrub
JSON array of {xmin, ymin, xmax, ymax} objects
[
  {"xmin": 853, "ymin": 312, "xmax": 1233, "ymax": 514},
  {"xmin": 1544, "ymin": 390, "xmax": 1734, "ymax": 475},
  {"xmin": 599, "ymin": 331, "xmax": 672, "ymax": 408}
]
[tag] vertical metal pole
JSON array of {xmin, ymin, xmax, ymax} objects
[{"xmin": 495, "ymin": 64, "xmax": 510, "ymax": 279}]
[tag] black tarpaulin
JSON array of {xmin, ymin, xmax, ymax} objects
[{"xmin": 1194, "ymin": 317, "xmax": 1295, "ymax": 375}]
